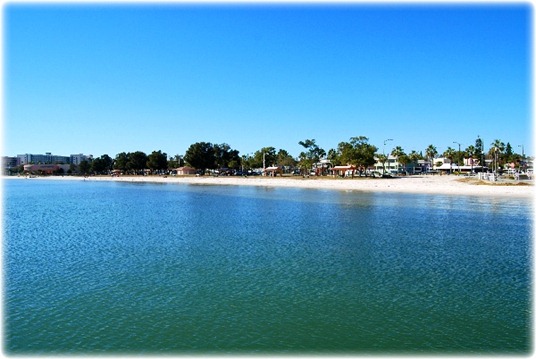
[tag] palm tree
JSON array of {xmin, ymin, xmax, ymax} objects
[
  {"xmin": 377, "ymin": 154, "xmax": 388, "ymax": 175},
  {"xmin": 409, "ymin": 151, "xmax": 421, "ymax": 174},
  {"xmin": 465, "ymin": 145, "xmax": 476, "ymax": 173},
  {"xmin": 443, "ymin": 147, "xmax": 456, "ymax": 174},
  {"xmin": 390, "ymin": 146, "xmax": 405, "ymax": 175},
  {"xmin": 490, "ymin": 139, "xmax": 505, "ymax": 174},
  {"xmin": 425, "ymin": 145, "xmax": 438, "ymax": 173}
]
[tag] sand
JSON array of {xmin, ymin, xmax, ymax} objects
[{"xmin": 6, "ymin": 174, "xmax": 533, "ymax": 199}]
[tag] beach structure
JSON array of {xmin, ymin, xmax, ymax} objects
[
  {"xmin": 23, "ymin": 164, "xmax": 70, "ymax": 174},
  {"xmin": 331, "ymin": 165, "xmax": 356, "ymax": 177},
  {"xmin": 174, "ymin": 166, "xmax": 196, "ymax": 175},
  {"xmin": 264, "ymin": 166, "xmax": 283, "ymax": 176}
]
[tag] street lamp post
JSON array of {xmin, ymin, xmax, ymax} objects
[
  {"xmin": 518, "ymin": 144, "xmax": 525, "ymax": 158},
  {"xmin": 518, "ymin": 144, "xmax": 525, "ymax": 172},
  {"xmin": 383, "ymin": 138, "xmax": 393, "ymax": 154}
]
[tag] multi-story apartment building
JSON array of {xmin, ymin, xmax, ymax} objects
[
  {"xmin": 2, "ymin": 156, "xmax": 18, "ymax": 168},
  {"xmin": 70, "ymin": 154, "xmax": 91, "ymax": 166},
  {"xmin": 17, "ymin": 152, "xmax": 70, "ymax": 165}
]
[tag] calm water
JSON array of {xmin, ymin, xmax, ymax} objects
[{"xmin": 3, "ymin": 179, "xmax": 532, "ymax": 354}]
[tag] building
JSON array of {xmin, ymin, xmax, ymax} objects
[
  {"xmin": 2, "ymin": 156, "xmax": 18, "ymax": 168},
  {"xmin": 373, "ymin": 155, "xmax": 404, "ymax": 174},
  {"xmin": 70, "ymin": 154, "xmax": 90, "ymax": 166},
  {"xmin": 23, "ymin": 164, "xmax": 70, "ymax": 174},
  {"xmin": 2, "ymin": 156, "xmax": 19, "ymax": 175},
  {"xmin": 331, "ymin": 165, "xmax": 356, "ymax": 177},
  {"xmin": 405, "ymin": 160, "xmax": 432, "ymax": 174},
  {"xmin": 174, "ymin": 167, "xmax": 196, "ymax": 175},
  {"xmin": 17, "ymin": 152, "xmax": 70, "ymax": 165},
  {"xmin": 264, "ymin": 166, "xmax": 283, "ymax": 176}
]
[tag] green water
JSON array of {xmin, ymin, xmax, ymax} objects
[{"xmin": 3, "ymin": 179, "xmax": 532, "ymax": 354}]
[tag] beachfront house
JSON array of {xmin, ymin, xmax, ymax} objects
[
  {"xmin": 433, "ymin": 157, "xmax": 487, "ymax": 174},
  {"xmin": 373, "ymin": 155, "xmax": 404, "ymax": 174},
  {"xmin": 331, "ymin": 165, "xmax": 356, "ymax": 177}
]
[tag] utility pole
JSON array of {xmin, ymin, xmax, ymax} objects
[
  {"xmin": 383, "ymin": 138, "xmax": 393, "ymax": 174},
  {"xmin": 518, "ymin": 144, "xmax": 525, "ymax": 158},
  {"xmin": 518, "ymin": 144, "xmax": 525, "ymax": 172},
  {"xmin": 383, "ymin": 139, "xmax": 393, "ymax": 155}
]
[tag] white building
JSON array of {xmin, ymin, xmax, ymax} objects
[
  {"xmin": 373, "ymin": 155, "xmax": 404, "ymax": 174},
  {"xmin": 70, "ymin": 154, "xmax": 92, "ymax": 165}
]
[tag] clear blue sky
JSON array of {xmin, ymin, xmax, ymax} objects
[{"xmin": 3, "ymin": 3, "xmax": 533, "ymax": 159}]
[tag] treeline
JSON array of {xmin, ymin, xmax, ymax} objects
[{"xmin": 20, "ymin": 136, "xmax": 529, "ymax": 176}]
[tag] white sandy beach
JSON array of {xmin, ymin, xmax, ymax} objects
[{"xmin": 6, "ymin": 174, "xmax": 533, "ymax": 199}]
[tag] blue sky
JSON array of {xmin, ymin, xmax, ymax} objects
[{"xmin": 3, "ymin": 3, "xmax": 533, "ymax": 159}]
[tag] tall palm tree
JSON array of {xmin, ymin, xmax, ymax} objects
[
  {"xmin": 443, "ymin": 147, "xmax": 456, "ymax": 174},
  {"xmin": 390, "ymin": 146, "xmax": 405, "ymax": 174},
  {"xmin": 465, "ymin": 145, "xmax": 476, "ymax": 173},
  {"xmin": 377, "ymin": 154, "xmax": 388, "ymax": 175},
  {"xmin": 490, "ymin": 139, "xmax": 505, "ymax": 174},
  {"xmin": 408, "ymin": 151, "xmax": 421, "ymax": 174},
  {"xmin": 425, "ymin": 145, "xmax": 438, "ymax": 173}
]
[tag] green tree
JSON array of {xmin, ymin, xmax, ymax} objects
[
  {"xmin": 91, "ymin": 154, "xmax": 113, "ymax": 175},
  {"xmin": 350, "ymin": 136, "xmax": 377, "ymax": 176},
  {"xmin": 408, "ymin": 151, "xmax": 421, "ymax": 173},
  {"xmin": 465, "ymin": 145, "xmax": 476, "ymax": 172},
  {"xmin": 390, "ymin": 146, "xmax": 406, "ymax": 174},
  {"xmin": 489, "ymin": 139, "xmax": 505, "ymax": 173},
  {"xmin": 443, "ymin": 147, "xmax": 456, "ymax": 174},
  {"xmin": 241, "ymin": 154, "xmax": 253, "ymax": 172},
  {"xmin": 327, "ymin": 148, "xmax": 340, "ymax": 166},
  {"xmin": 276, "ymin": 149, "xmax": 296, "ymax": 168},
  {"xmin": 398, "ymin": 154, "xmax": 410, "ymax": 174},
  {"xmin": 298, "ymin": 139, "xmax": 325, "ymax": 175},
  {"xmin": 377, "ymin": 154, "xmax": 388, "ymax": 175},
  {"xmin": 91, "ymin": 157, "xmax": 105, "ymax": 174},
  {"xmin": 114, "ymin": 152, "xmax": 130, "ymax": 172},
  {"xmin": 168, "ymin": 154, "xmax": 182, "ymax": 169},
  {"xmin": 128, "ymin": 151, "xmax": 148, "ymax": 174},
  {"xmin": 184, "ymin": 142, "xmax": 216, "ymax": 171},
  {"xmin": 251, "ymin": 147, "xmax": 276, "ymax": 169},
  {"xmin": 79, "ymin": 160, "xmax": 90, "ymax": 175},
  {"xmin": 214, "ymin": 143, "xmax": 241, "ymax": 169},
  {"xmin": 425, "ymin": 145, "xmax": 438, "ymax": 172},
  {"xmin": 214, "ymin": 143, "xmax": 230, "ymax": 169},
  {"xmin": 504, "ymin": 142, "xmax": 514, "ymax": 163},
  {"xmin": 147, "ymin": 150, "xmax": 168, "ymax": 173},
  {"xmin": 475, "ymin": 136, "xmax": 485, "ymax": 168},
  {"xmin": 337, "ymin": 141, "xmax": 354, "ymax": 167}
]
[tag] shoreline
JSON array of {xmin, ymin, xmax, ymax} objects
[{"xmin": 3, "ymin": 174, "xmax": 533, "ymax": 199}]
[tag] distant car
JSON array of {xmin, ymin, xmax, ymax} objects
[{"xmin": 369, "ymin": 171, "xmax": 382, "ymax": 177}]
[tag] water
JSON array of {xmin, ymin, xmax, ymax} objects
[{"xmin": 3, "ymin": 179, "xmax": 532, "ymax": 354}]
